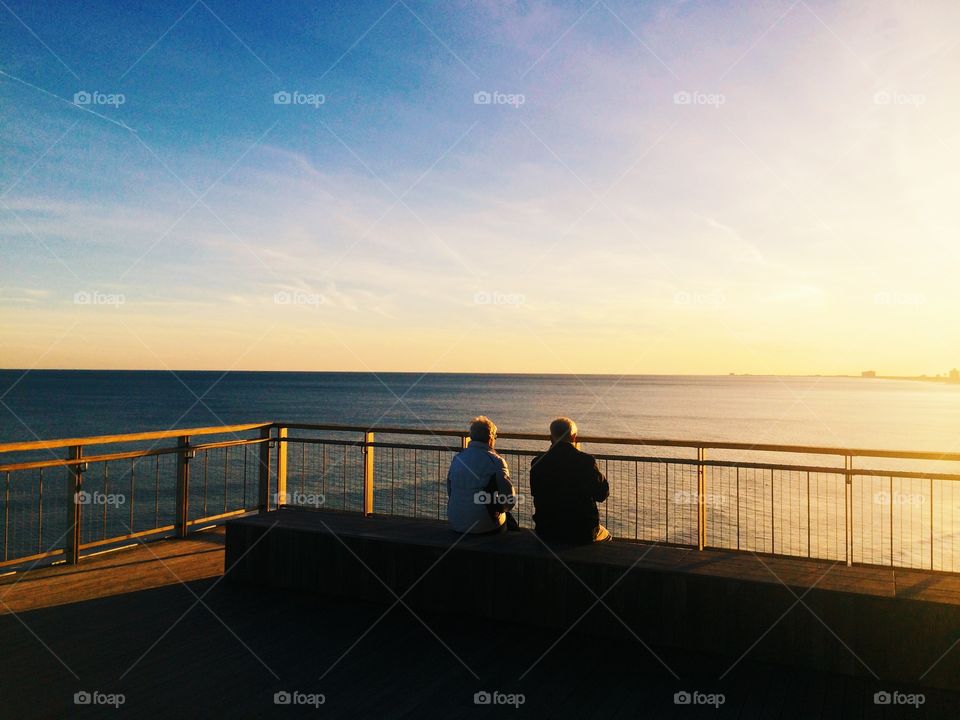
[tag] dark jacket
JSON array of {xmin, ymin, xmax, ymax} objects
[{"xmin": 530, "ymin": 442, "xmax": 609, "ymax": 543}]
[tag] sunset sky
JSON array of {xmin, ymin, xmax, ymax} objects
[{"xmin": 2, "ymin": 0, "xmax": 958, "ymax": 375}]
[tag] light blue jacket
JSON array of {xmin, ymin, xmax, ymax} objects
[{"xmin": 446, "ymin": 441, "xmax": 516, "ymax": 533}]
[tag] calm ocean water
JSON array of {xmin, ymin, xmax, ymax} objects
[
  {"xmin": 1, "ymin": 371, "xmax": 959, "ymax": 568},
  {"xmin": 1, "ymin": 370, "xmax": 958, "ymax": 451}
]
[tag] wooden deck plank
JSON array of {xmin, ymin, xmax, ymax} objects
[
  {"xmin": 0, "ymin": 528, "xmax": 225, "ymax": 615},
  {"xmin": 797, "ymin": 671, "xmax": 827, "ymax": 720}
]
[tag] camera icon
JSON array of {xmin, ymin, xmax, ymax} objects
[
  {"xmin": 73, "ymin": 291, "xmax": 92, "ymax": 305},
  {"xmin": 873, "ymin": 491, "xmax": 891, "ymax": 505},
  {"xmin": 73, "ymin": 91, "xmax": 92, "ymax": 105},
  {"xmin": 473, "ymin": 491, "xmax": 491, "ymax": 505},
  {"xmin": 474, "ymin": 691, "xmax": 492, "ymax": 705},
  {"xmin": 873, "ymin": 90, "xmax": 892, "ymax": 105},
  {"xmin": 74, "ymin": 691, "xmax": 92, "ymax": 705},
  {"xmin": 873, "ymin": 691, "xmax": 891, "ymax": 705},
  {"xmin": 674, "ymin": 690, "xmax": 691, "ymax": 705},
  {"xmin": 274, "ymin": 690, "xmax": 292, "ymax": 705},
  {"xmin": 74, "ymin": 491, "xmax": 91, "ymax": 505},
  {"xmin": 474, "ymin": 91, "xmax": 492, "ymax": 105},
  {"xmin": 673, "ymin": 91, "xmax": 691, "ymax": 105},
  {"xmin": 273, "ymin": 91, "xmax": 292, "ymax": 105},
  {"xmin": 273, "ymin": 291, "xmax": 292, "ymax": 305}
]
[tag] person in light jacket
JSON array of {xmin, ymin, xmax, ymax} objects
[{"xmin": 446, "ymin": 416, "xmax": 517, "ymax": 534}]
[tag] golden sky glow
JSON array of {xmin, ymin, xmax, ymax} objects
[{"xmin": 2, "ymin": 1, "xmax": 959, "ymax": 375}]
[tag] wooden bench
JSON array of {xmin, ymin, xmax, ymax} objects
[{"xmin": 225, "ymin": 508, "xmax": 960, "ymax": 691}]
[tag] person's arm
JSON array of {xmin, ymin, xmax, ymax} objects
[
  {"xmin": 446, "ymin": 455, "xmax": 457, "ymax": 498},
  {"xmin": 494, "ymin": 455, "xmax": 517, "ymax": 511},
  {"xmin": 589, "ymin": 457, "xmax": 609, "ymax": 503}
]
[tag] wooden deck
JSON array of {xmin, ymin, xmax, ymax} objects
[{"xmin": 1, "ymin": 523, "xmax": 958, "ymax": 719}]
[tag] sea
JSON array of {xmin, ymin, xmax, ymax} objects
[
  {"xmin": 1, "ymin": 371, "xmax": 958, "ymax": 569},
  {"xmin": 2, "ymin": 370, "xmax": 959, "ymax": 451}
]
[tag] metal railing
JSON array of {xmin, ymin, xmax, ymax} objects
[
  {"xmin": 0, "ymin": 423, "xmax": 272, "ymax": 568},
  {"xmin": 2, "ymin": 422, "xmax": 960, "ymax": 573}
]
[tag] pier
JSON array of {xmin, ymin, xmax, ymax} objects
[{"xmin": 1, "ymin": 423, "xmax": 960, "ymax": 717}]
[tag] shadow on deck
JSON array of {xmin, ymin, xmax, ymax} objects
[{"xmin": 0, "ymin": 523, "xmax": 958, "ymax": 719}]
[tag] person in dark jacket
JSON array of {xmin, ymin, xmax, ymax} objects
[{"xmin": 530, "ymin": 417, "xmax": 611, "ymax": 543}]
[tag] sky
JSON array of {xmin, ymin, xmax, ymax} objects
[{"xmin": 1, "ymin": 0, "xmax": 959, "ymax": 375}]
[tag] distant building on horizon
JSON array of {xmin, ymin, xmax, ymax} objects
[
  {"xmin": 861, "ymin": 370, "xmax": 877, "ymax": 378},
  {"xmin": 950, "ymin": 368, "xmax": 959, "ymax": 383}
]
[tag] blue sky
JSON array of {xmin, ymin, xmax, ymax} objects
[{"xmin": 2, "ymin": 1, "xmax": 959, "ymax": 373}]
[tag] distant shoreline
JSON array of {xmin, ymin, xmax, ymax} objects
[
  {"xmin": 869, "ymin": 375, "xmax": 959, "ymax": 384},
  {"xmin": 0, "ymin": 368, "xmax": 958, "ymax": 383},
  {"xmin": 729, "ymin": 373, "xmax": 960, "ymax": 384}
]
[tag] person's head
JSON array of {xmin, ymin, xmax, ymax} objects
[
  {"xmin": 550, "ymin": 417, "xmax": 578, "ymax": 444},
  {"xmin": 469, "ymin": 415, "xmax": 497, "ymax": 447}
]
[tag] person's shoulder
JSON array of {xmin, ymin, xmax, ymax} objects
[
  {"xmin": 485, "ymin": 447, "xmax": 509, "ymax": 464},
  {"xmin": 530, "ymin": 450, "xmax": 549, "ymax": 472},
  {"xmin": 574, "ymin": 446, "xmax": 597, "ymax": 464}
]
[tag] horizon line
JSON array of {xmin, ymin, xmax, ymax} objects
[{"xmin": 0, "ymin": 367, "xmax": 925, "ymax": 378}]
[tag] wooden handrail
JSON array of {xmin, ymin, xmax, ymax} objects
[
  {"xmin": 0, "ymin": 422, "xmax": 273, "ymax": 454},
  {"xmin": 272, "ymin": 423, "xmax": 960, "ymax": 462},
  {"xmin": 0, "ymin": 436, "xmax": 270, "ymax": 473},
  {"xmin": 2, "ymin": 420, "xmax": 960, "ymax": 462}
]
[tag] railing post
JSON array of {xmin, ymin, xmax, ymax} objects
[
  {"xmin": 363, "ymin": 431, "xmax": 375, "ymax": 516},
  {"xmin": 276, "ymin": 426, "xmax": 288, "ymax": 506},
  {"xmin": 258, "ymin": 426, "xmax": 272, "ymax": 513},
  {"xmin": 697, "ymin": 447, "xmax": 706, "ymax": 551},
  {"xmin": 929, "ymin": 476, "xmax": 934, "ymax": 570},
  {"xmin": 175, "ymin": 436, "xmax": 192, "ymax": 537},
  {"xmin": 844, "ymin": 454, "xmax": 853, "ymax": 566},
  {"xmin": 461, "ymin": 435, "xmax": 469, "ymax": 450},
  {"xmin": 64, "ymin": 446, "xmax": 83, "ymax": 564}
]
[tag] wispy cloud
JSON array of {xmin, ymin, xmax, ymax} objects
[{"xmin": 1, "ymin": 0, "xmax": 959, "ymax": 372}]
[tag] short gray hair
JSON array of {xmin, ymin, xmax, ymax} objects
[
  {"xmin": 549, "ymin": 417, "xmax": 578, "ymax": 442},
  {"xmin": 469, "ymin": 416, "xmax": 497, "ymax": 442}
]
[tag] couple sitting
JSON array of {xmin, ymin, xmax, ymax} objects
[{"xmin": 446, "ymin": 415, "xmax": 611, "ymax": 543}]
